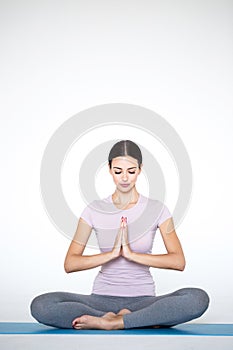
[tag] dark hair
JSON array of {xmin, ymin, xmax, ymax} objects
[{"xmin": 108, "ymin": 140, "xmax": 142, "ymax": 169}]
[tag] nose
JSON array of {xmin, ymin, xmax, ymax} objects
[{"xmin": 121, "ymin": 172, "xmax": 128, "ymax": 181}]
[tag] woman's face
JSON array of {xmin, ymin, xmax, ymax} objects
[{"xmin": 109, "ymin": 156, "xmax": 142, "ymax": 193}]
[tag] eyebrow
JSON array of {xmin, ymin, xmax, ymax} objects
[{"xmin": 113, "ymin": 167, "xmax": 137, "ymax": 170}]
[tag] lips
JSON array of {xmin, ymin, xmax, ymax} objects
[{"xmin": 120, "ymin": 184, "xmax": 130, "ymax": 187}]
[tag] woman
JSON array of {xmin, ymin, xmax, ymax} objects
[{"xmin": 31, "ymin": 140, "xmax": 209, "ymax": 330}]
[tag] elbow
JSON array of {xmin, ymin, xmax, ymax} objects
[
  {"xmin": 64, "ymin": 253, "xmax": 77, "ymax": 273},
  {"xmin": 173, "ymin": 255, "xmax": 186, "ymax": 271},
  {"xmin": 64, "ymin": 258, "xmax": 73, "ymax": 274},
  {"xmin": 178, "ymin": 263, "xmax": 185, "ymax": 271},
  {"xmin": 64, "ymin": 258, "xmax": 82, "ymax": 273},
  {"xmin": 64, "ymin": 263, "xmax": 71, "ymax": 274},
  {"xmin": 177, "ymin": 257, "xmax": 186, "ymax": 271}
]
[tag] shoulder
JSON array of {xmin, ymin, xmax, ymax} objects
[
  {"xmin": 140, "ymin": 194, "xmax": 169, "ymax": 211},
  {"xmin": 140, "ymin": 195, "xmax": 172, "ymax": 224},
  {"xmin": 82, "ymin": 196, "xmax": 115, "ymax": 213}
]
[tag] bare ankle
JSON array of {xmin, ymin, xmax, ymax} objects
[{"xmin": 109, "ymin": 315, "xmax": 124, "ymax": 330}]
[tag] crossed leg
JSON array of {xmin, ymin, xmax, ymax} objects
[
  {"xmin": 31, "ymin": 288, "xmax": 209, "ymax": 330},
  {"xmin": 72, "ymin": 288, "xmax": 209, "ymax": 330}
]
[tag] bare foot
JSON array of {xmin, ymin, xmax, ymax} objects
[
  {"xmin": 117, "ymin": 308, "xmax": 131, "ymax": 316},
  {"xmin": 102, "ymin": 312, "xmax": 117, "ymax": 319},
  {"xmin": 72, "ymin": 313, "xmax": 124, "ymax": 330}
]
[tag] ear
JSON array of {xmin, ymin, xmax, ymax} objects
[{"xmin": 138, "ymin": 164, "xmax": 143, "ymax": 174}]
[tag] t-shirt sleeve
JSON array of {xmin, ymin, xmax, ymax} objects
[
  {"xmin": 80, "ymin": 205, "xmax": 93, "ymax": 227},
  {"xmin": 157, "ymin": 204, "xmax": 172, "ymax": 227}
]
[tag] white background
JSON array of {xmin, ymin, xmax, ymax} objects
[{"xmin": 0, "ymin": 0, "xmax": 233, "ymax": 323}]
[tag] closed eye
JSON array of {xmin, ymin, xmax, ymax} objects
[
  {"xmin": 114, "ymin": 171, "xmax": 136, "ymax": 175},
  {"xmin": 113, "ymin": 167, "xmax": 138, "ymax": 175}
]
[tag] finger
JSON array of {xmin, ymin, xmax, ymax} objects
[
  {"xmin": 123, "ymin": 225, "xmax": 129, "ymax": 245},
  {"xmin": 122, "ymin": 228, "xmax": 126, "ymax": 244},
  {"xmin": 115, "ymin": 228, "xmax": 123, "ymax": 246}
]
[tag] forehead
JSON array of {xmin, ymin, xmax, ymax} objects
[{"xmin": 111, "ymin": 156, "xmax": 138, "ymax": 168}]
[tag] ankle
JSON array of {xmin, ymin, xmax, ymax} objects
[{"xmin": 112, "ymin": 315, "xmax": 124, "ymax": 330}]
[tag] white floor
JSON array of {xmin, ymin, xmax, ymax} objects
[{"xmin": 1, "ymin": 334, "xmax": 233, "ymax": 350}]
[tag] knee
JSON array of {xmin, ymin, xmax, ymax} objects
[
  {"xmin": 30, "ymin": 294, "xmax": 45, "ymax": 322},
  {"xmin": 192, "ymin": 288, "xmax": 209, "ymax": 310},
  {"xmin": 186, "ymin": 288, "xmax": 210, "ymax": 317},
  {"xmin": 30, "ymin": 293, "xmax": 55, "ymax": 323}
]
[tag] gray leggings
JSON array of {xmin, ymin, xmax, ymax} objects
[{"xmin": 30, "ymin": 287, "xmax": 209, "ymax": 329}]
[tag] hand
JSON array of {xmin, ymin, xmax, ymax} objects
[
  {"xmin": 111, "ymin": 217, "xmax": 133, "ymax": 260},
  {"xmin": 121, "ymin": 217, "xmax": 133, "ymax": 260},
  {"xmin": 111, "ymin": 223, "xmax": 123, "ymax": 259}
]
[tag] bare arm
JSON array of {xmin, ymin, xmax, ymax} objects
[
  {"xmin": 122, "ymin": 218, "xmax": 186, "ymax": 271},
  {"xmin": 64, "ymin": 218, "xmax": 122, "ymax": 273}
]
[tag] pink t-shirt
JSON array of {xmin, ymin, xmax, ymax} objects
[{"xmin": 80, "ymin": 194, "xmax": 172, "ymax": 297}]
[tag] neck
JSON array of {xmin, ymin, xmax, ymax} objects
[{"xmin": 112, "ymin": 187, "xmax": 139, "ymax": 209}]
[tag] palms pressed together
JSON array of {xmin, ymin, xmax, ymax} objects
[{"xmin": 72, "ymin": 217, "xmax": 131, "ymax": 330}]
